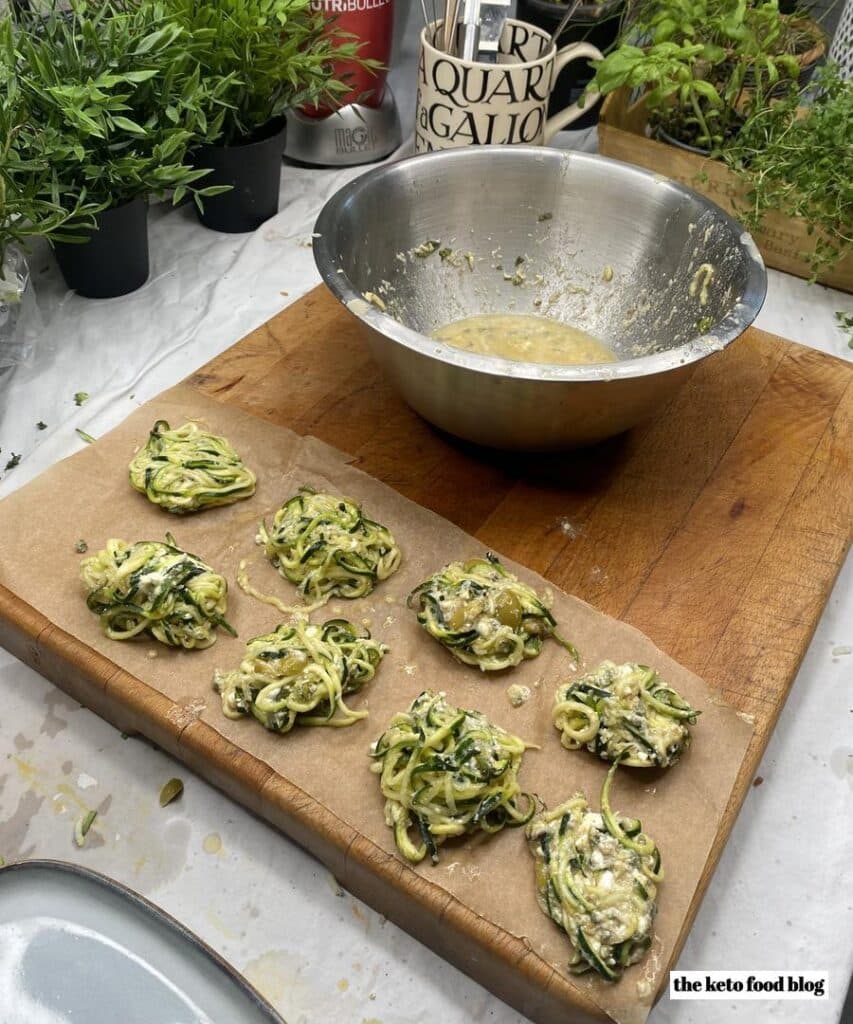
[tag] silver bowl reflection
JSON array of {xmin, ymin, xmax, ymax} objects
[{"xmin": 313, "ymin": 147, "xmax": 766, "ymax": 450}]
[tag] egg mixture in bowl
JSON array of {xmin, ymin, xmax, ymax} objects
[{"xmin": 314, "ymin": 147, "xmax": 766, "ymax": 449}]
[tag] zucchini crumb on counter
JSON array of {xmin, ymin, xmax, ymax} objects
[
  {"xmin": 215, "ymin": 618, "xmax": 386, "ymax": 733},
  {"xmin": 80, "ymin": 534, "xmax": 234, "ymax": 648},
  {"xmin": 553, "ymin": 661, "xmax": 698, "ymax": 767},
  {"xmin": 526, "ymin": 762, "xmax": 662, "ymax": 981},
  {"xmin": 408, "ymin": 553, "xmax": 579, "ymax": 671},
  {"xmin": 256, "ymin": 486, "xmax": 401, "ymax": 609},
  {"xmin": 370, "ymin": 690, "xmax": 535, "ymax": 864},
  {"xmin": 129, "ymin": 420, "xmax": 256, "ymax": 513}
]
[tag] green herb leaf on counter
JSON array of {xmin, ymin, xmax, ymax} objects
[
  {"xmin": 74, "ymin": 809, "xmax": 97, "ymax": 847},
  {"xmin": 74, "ymin": 392, "xmax": 89, "ymax": 406},
  {"xmin": 159, "ymin": 777, "xmax": 184, "ymax": 807},
  {"xmin": 835, "ymin": 310, "xmax": 853, "ymax": 347},
  {"xmin": 76, "ymin": 428, "xmax": 96, "ymax": 444},
  {"xmin": 75, "ymin": 539, "xmax": 89, "ymax": 553},
  {"xmin": 4, "ymin": 453, "xmax": 21, "ymax": 470},
  {"xmin": 36, "ymin": 421, "xmax": 47, "ymax": 430}
]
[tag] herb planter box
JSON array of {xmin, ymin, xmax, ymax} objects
[{"xmin": 598, "ymin": 87, "xmax": 853, "ymax": 293}]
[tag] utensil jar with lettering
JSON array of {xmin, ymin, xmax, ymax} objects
[{"xmin": 416, "ymin": 19, "xmax": 602, "ymax": 151}]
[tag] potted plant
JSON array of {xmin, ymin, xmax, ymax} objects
[
  {"xmin": 588, "ymin": 0, "xmax": 801, "ymax": 152},
  {"xmin": 169, "ymin": 0, "xmax": 366, "ymax": 234},
  {"xmin": 515, "ymin": 0, "xmax": 626, "ymax": 129},
  {"xmin": 0, "ymin": 17, "xmax": 102, "ymax": 362},
  {"xmin": 594, "ymin": 1, "xmax": 853, "ymax": 289},
  {"xmin": 722, "ymin": 61, "xmax": 852, "ymax": 280},
  {"xmin": 778, "ymin": 11, "xmax": 827, "ymax": 81},
  {"xmin": 11, "ymin": 0, "xmax": 233, "ymax": 298}
]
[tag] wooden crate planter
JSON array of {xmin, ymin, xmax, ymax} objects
[{"xmin": 598, "ymin": 88, "xmax": 853, "ymax": 293}]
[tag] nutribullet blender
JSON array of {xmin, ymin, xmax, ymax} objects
[{"xmin": 284, "ymin": 0, "xmax": 401, "ymax": 166}]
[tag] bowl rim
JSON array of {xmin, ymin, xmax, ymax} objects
[{"xmin": 312, "ymin": 147, "xmax": 767, "ymax": 384}]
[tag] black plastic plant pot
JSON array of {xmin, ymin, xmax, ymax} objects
[
  {"xmin": 516, "ymin": 0, "xmax": 624, "ymax": 130},
  {"xmin": 657, "ymin": 126, "xmax": 712, "ymax": 155},
  {"xmin": 53, "ymin": 197, "xmax": 149, "ymax": 299},
  {"xmin": 193, "ymin": 117, "xmax": 287, "ymax": 234}
]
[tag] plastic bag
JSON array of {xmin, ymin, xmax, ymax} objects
[{"xmin": 0, "ymin": 246, "xmax": 43, "ymax": 369}]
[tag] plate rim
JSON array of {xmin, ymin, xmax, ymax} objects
[{"xmin": 0, "ymin": 858, "xmax": 287, "ymax": 1024}]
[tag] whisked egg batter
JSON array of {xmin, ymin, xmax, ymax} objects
[{"xmin": 432, "ymin": 313, "xmax": 616, "ymax": 366}]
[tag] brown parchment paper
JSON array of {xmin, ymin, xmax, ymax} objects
[{"xmin": 0, "ymin": 385, "xmax": 753, "ymax": 1024}]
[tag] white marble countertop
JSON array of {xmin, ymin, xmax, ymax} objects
[{"xmin": 1, "ymin": 7, "xmax": 852, "ymax": 1024}]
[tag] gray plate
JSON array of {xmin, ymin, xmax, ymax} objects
[{"xmin": 0, "ymin": 860, "xmax": 285, "ymax": 1024}]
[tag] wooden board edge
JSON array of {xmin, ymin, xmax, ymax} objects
[
  {"xmin": 0, "ymin": 586, "xmax": 609, "ymax": 1023},
  {"xmin": 665, "ymin": 520, "xmax": 850, "ymax": 971}
]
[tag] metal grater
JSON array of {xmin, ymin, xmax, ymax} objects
[{"xmin": 477, "ymin": 0, "xmax": 511, "ymax": 61}]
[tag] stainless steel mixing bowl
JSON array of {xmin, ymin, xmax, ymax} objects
[{"xmin": 313, "ymin": 147, "xmax": 766, "ymax": 450}]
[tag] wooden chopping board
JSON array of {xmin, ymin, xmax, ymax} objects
[{"xmin": 1, "ymin": 284, "xmax": 850, "ymax": 1023}]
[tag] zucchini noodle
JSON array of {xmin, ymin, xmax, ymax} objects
[
  {"xmin": 80, "ymin": 534, "xmax": 235, "ymax": 649},
  {"xmin": 553, "ymin": 661, "xmax": 698, "ymax": 768},
  {"xmin": 214, "ymin": 618, "xmax": 387, "ymax": 733},
  {"xmin": 408, "ymin": 554, "xmax": 579, "ymax": 671},
  {"xmin": 526, "ymin": 762, "xmax": 662, "ymax": 982},
  {"xmin": 236, "ymin": 559, "xmax": 329, "ymax": 616},
  {"xmin": 257, "ymin": 487, "xmax": 401, "ymax": 607},
  {"xmin": 128, "ymin": 420, "xmax": 256, "ymax": 513},
  {"xmin": 370, "ymin": 690, "xmax": 535, "ymax": 864}
]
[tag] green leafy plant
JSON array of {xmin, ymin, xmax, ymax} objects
[
  {"xmin": 167, "ymin": 0, "xmax": 375, "ymax": 146},
  {"xmin": 0, "ymin": 18, "xmax": 102, "ymax": 277},
  {"xmin": 590, "ymin": 0, "xmax": 803, "ymax": 150},
  {"xmin": 10, "ymin": 0, "xmax": 235, "ymax": 224},
  {"xmin": 722, "ymin": 61, "xmax": 853, "ymax": 278}
]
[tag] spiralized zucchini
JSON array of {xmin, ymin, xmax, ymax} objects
[
  {"xmin": 370, "ymin": 690, "xmax": 535, "ymax": 864},
  {"xmin": 128, "ymin": 420, "xmax": 256, "ymax": 513},
  {"xmin": 553, "ymin": 661, "xmax": 698, "ymax": 768},
  {"xmin": 408, "ymin": 554, "xmax": 578, "ymax": 671},
  {"xmin": 80, "ymin": 534, "xmax": 235, "ymax": 649},
  {"xmin": 214, "ymin": 618, "xmax": 387, "ymax": 733},
  {"xmin": 257, "ymin": 487, "xmax": 401, "ymax": 608},
  {"xmin": 526, "ymin": 762, "xmax": 662, "ymax": 981}
]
